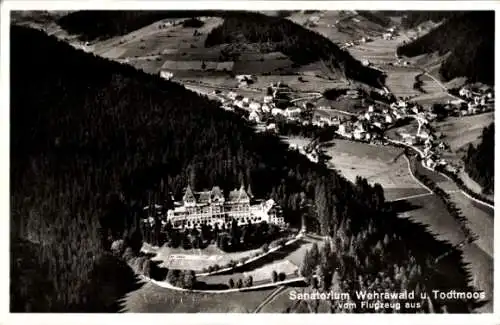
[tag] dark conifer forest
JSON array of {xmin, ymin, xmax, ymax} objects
[
  {"xmin": 10, "ymin": 25, "xmax": 387, "ymax": 312},
  {"xmin": 11, "ymin": 25, "xmax": 479, "ymax": 313},
  {"xmin": 397, "ymin": 11, "xmax": 494, "ymax": 85},
  {"xmin": 463, "ymin": 123, "xmax": 495, "ymax": 195}
]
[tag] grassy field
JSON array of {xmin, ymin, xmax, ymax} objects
[
  {"xmin": 122, "ymin": 280, "xmax": 275, "ymax": 312},
  {"xmin": 433, "ymin": 112, "xmax": 494, "ymax": 151},
  {"xmin": 348, "ymin": 38, "xmax": 402, "ymax": 66},
  {"xmin": 146, "ymin": 244, "xmax": 262, "ymax": 271},
  {"xmin": 432, "ymin": 112, "xmax": 494, "ymax": 165},
  {"xmin": 384, "ymin": 66, "xmax": 422, "ymax": 99},
  {"xmin": 322, "ymin": 139, "xmax": 429, "ymax": 201},
  {"xmin": 448, "ymin": 192, "xmax": 493, "ymax": 257}
]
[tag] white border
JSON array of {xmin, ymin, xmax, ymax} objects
[{"xmin": 1, "ymin": 1, "xmax": 499, "ymax": 325}]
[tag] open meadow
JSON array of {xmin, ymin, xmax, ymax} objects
[
  {"xmin": 432, "ymin": 112, "xmax": 494, "ymax": 164},
  {"xmin": 322, "ymin": 139, "xmax": 430, "ymax": 201},
  {"xmin": 122, "ymin": 280, "xmax": 276, "ymax": 312},
  {"xmin": 384, "ymin": 66, "xmax": 422, "ymax": 99}
]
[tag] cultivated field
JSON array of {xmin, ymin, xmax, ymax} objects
[
  {"xmin": 348, "ymin": 38, "xmax": 402, "ymax": 66},
  {"xmin": 410, "ymin": 91, "xmax": 457, "ymax": 105},
  {"xmin": 287, "ymin": 10, "xmax": 389, "ymax": 44},
  {"xmin": 321, "ymin": 139, "xmax": 430, "ymax": 201},
  {"xmin": 384, "ymin": 67, "xmax": 422, "ymax": 99}
]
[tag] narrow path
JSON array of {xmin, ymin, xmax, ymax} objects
[{"xmin": 253, "ymin": 285, "xmax": 286, "ymax": 313}]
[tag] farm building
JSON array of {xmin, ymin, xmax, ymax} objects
[{"xmin": 159, "ymin": 71, "xmax": 174, "ymax": 80}]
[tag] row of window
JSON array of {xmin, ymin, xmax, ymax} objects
[{"xmin": 171, "ymin": 215, "xmax": 265, "ymax": 228}]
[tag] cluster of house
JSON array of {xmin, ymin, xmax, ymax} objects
[
  {"xmin": 454, "ymin": 86, "xmax": 495, "ymax": 116},
  {"xmin": 215, "ymin": 82, "xmax": 308, "ymax": 129},
  {"xmin": 335, "ymin": 99, "xmax": 423, "ymax": 141},
  {"xmin": 382, "ymin": 27, "xmax": 398, "ymax": 40}
]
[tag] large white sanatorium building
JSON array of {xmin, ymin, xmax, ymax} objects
[{"xmin": 166, "ymin": 185, "xmax": 284, "ymax": 229}]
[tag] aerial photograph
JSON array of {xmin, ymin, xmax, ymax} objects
[{"xmin": 10, "ymin": 9, "xmax": 494, "ymax": 314}]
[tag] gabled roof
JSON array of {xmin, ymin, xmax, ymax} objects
[
  {"xmin": 197, "ymin": 190, "xmax": 211, "ymax": 203},
  {"xmin": 183, "ymin": 185, "xmax": 196, "ymax": 203},
  {"xmin": 228, "ymin": 184, "xmax": 250, "ymax": 203},
  {"xmin": 210, "ymin": 186, "xmax": 224, "ymax": 202}
]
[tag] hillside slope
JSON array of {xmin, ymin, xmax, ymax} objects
[
  {"xmin": 397, "ymin": 11, "xmax": 494, "ymax": 85},
  {"xmin": 56, "ymin": 10, "xmax": 222, "ymax": 40},
  {"xmin": 204, "ymin": 11, "xmax": 385, "ymax": 88},
  {"xmin": 54, "ymin": 10, "xmax": 385, "ymax": 88},
  {"xmin": 11, "ymin": 26, "xmax": 479, "ymax": 313},
  {"xmin": 10, "ymin": 25, "xmax": 389, "ymax": 311}
]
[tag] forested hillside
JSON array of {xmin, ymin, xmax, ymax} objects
[
  {"xmin": 205, "ymin": 12, "xmax": 385, "ymax": 88},
  {"xmin": 463, "ymin": 123, "xmax": 495, "ymax": 195},
  {"xmin": 11, "ymin": 26, "xmax": 388, "ymax": 311},
  {"xmin": 11, "ymin": 26, "xmax": 477, "ymax": 313},
  {"xmin": 397, "ymin": 11, "xmax": 494, "ymax": 85}
]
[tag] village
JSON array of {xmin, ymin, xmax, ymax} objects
[{"xmin": 203, "ymin": 71, "xmax": 494, "ymax": 174}]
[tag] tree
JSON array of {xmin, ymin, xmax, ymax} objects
[
  {"xmin": 300, "ymin": 250, "xmax": 314, "ymax": 282},
  {"xmin": 183, "ymin": 270, "xmax": 196, "ymax": 289},
  {"xmin": 236, "ymin": 278, "xmax": 243, "ymax": 288},
  {"xmin": 244, "ymin": 275, "xmax": 253, "ymax": 287},
  {"xmin": 167, "ymin": 269, "xmax": 180, "ymax": 285},
  {"xmin": 310, "ymin": 242, "xmax": 319, "ymax": 266},
  {"xmin": 228, "ymin": 278, "xmax": 235, "ymax": 288},
  {"xmin": 142, "ymin": 259, "xmax": 152, "ymax": 277},
  {"xmin": 230, "ymin": 219, "xmax": 241, "ymax": 249},
  {"xmin": 110, "ymin": 239, "xmax": 125, "ymax": 257},
  {"xmin": 278, "ymin": 272, "xmax": 286, "ymax": 282},
  {"xmin": 122, "ymin": 247, "xmax": 135, "ymax": 262},
  {"xmin": 271, "ymin": 270, "xmax": 278, "ymax": 283}
]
